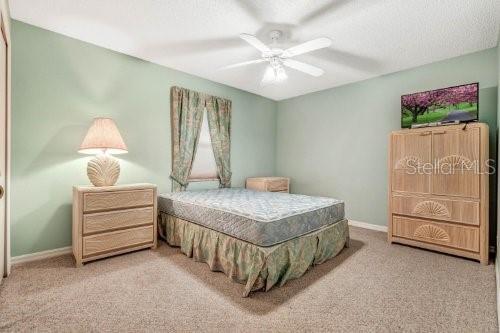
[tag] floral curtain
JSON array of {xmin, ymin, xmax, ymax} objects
[
  {"xmin": 170, "ymin": 86, "xmax": 232, "ymax": 191},
  {"xmin": 170, "ymin": 87, "xmax": 204, "ymax": 191},
  {"xmin": 206, "ymin": 96, "xmax": 232, "ymax": 188}
]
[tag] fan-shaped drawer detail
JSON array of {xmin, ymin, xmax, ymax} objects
[
  {"xmin": 413, "ymin": 224, "xmax": 450, "ymax": 242},
  {"xmin": 412, "ymin": 201, "xmax": 450, "ymax": 218},
  {"xmin": 392, "ymin": 195, "xmax": 479, "ymax": 225},
  {"xmin": 437, "ymin": 154, "xmax": 474, "ymax": 169},
  {"xmin": 395, "ymin": 155, "xmax": 423, "ymax": 169},
  {"xmin": 392, "ymin": 216, "xmax": 479, "ymax": 252}
]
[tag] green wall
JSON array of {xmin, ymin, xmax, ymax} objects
[
  {"xmin": 11, "ymin": 19, "xmax": 500, "ymax": 257},
  {"xmin": 11, "ymin": 21, "xmax": 278, "ymax": 256},
  {"xmin": 276, "ymin": 48, "xmax": 498, "ymax": 237}
]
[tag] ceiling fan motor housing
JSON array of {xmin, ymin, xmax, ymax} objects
[
  {"xmin": 261, "ymin": 30, "xmax": 285, "ymax": 58},
  {"xmin": 269, "ymin": 56, "xmax": 282, "ymax": 69},
  {"xmin": 269, "ymin": 30, "xmax": 282, "ymax": 42}
]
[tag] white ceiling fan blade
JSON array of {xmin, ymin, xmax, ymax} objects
[
  {"xmin": 221, "ymin": 59, "xmax": 266, "ymax": 70},
  {"xmin": 239, "ymin": 33, "xmax": 270, "ymax": 53},
  {"xmin": 282, "ymin": 37, "xmax": 332, "ymax": 58},
  {"xmin": 283, "ymin": 59, "xmax": 324, "ymax": 77}
]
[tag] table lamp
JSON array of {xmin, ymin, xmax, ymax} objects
[{"xmin": 78, "ymin": 117, "xmax": 128, "ymax": 186}]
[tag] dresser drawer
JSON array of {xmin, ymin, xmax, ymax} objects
[
  {"xmin": 83, "ymin": 225, "xmax": 154, "ymax": 257},
  {"xmin": 266, "ymin": 179, "xmax": 288, "ymax": 192},
  {"xmin": 83, "ymin": 207, "xmax": 154, "ymax": 235},
  {"xmin": 392, "ymin": 195, "xmax": 479, "ymax": 225},
  {"xmin": 83, "ymin": 189, "xmax": 153, "ymax": 212},
  {"xmin": 392, "ymin": 216, "xmax": 479, "ymax": 252}
]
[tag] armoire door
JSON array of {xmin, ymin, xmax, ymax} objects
[
  {"xmin": 0, "ymin": 17, "xmax": 6, "ymax": 282},
  {"xmin": 431, "ymin": 127, "xmax": 480, "ymax": 198},
  {"xmin": 392, "ymin": 131, "xmax": 432, "ymax": 194}
]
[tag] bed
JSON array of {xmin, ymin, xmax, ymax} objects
[{"xmin": 158, "ymin": 188, "xmax": 349, "ymax": 296}]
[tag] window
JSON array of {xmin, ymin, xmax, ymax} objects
[{"xmin": 188, "ymin": 108, "xmax": 218, "ymax": 180}]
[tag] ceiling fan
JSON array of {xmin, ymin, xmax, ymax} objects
[{"xmin": 223, "ymin": 30, "xmax": 332, "ymax": 84}]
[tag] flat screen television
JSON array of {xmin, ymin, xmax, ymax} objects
[{"xmin": 401, "ymin": 83, "xmax": 478, "ymax": 128}]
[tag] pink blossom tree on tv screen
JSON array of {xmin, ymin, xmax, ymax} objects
[{"xmin": 401, "ymin": 84, "xmax": 478, "ymax": 126}]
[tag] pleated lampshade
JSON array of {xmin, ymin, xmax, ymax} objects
[{"xmin": 78, "ymin": 117, "xmax": 128, "ymax": 155}]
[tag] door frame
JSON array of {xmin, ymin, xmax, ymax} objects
[{"xmin": 0, "ymin": 0, "xmax": 11, "ymax": 277}]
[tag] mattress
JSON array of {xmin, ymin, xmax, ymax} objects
[{"xmin": 158, "ymin": 188, "xmax": 344, "ymax": 247}]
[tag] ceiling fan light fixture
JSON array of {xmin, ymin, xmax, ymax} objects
[
  {"xmin": 261, "ymin": 65, "xmax": 287, "ymax": 85},
  {"xmin": 276, "ymin": 66, "xmax": 287, "ymax": 82},
  {"xmin": 262, "ymin": 66, "xmax": 277, "ymax": 84}
]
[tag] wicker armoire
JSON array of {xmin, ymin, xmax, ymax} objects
[{"xmin": 388, "ymin": 123, "xmax": 489, "ymax": 264}]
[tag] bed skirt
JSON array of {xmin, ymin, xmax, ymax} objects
[{"xmin": 158, "ymin": 212, "xmax": 349, "ymax": 297}]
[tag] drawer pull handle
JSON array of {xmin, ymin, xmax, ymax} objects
[
  {"xmin": 412, "ymin": 201, "xmax": 450, "ymax": 217},
  {"xmin": 419, "ymin": 131, "xmax": 431, "ymax": 136},
  {"xmin": 414, "ymin": 225, "xmax": 450, "ymax": 242},
  {"xmin": 433, "ymin": 130, "xmax": 446, "ymax": 134}
]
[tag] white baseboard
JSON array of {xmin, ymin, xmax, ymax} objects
[
  {"xmin": 348, "ymin": 220, "xmax": 388, "ymax": 232},
  {"xmin": 11, "ymin": 246, "xmax": 72, "ymax": 265}
]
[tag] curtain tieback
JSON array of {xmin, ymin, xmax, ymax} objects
[{"xmin": 169, "ymin": 174, "xmax": 188, "ymax": 186}]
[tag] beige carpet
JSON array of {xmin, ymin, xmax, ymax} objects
[{"xmin": 0, "ymin": 227, "xmax": 497, "ymax": 332}]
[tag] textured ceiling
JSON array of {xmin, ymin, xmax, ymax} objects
[{"xmin": 9, "ymin": 0, "xmax": 500, "ymax": 100}]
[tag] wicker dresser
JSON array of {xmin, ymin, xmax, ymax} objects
[
  {"xmin": 72, "ymin": 183, "xmax": 157, "ymax": 267},
  {"xmin": 388, "ymin": 123, "xmax": 489, "ymax": 264},
  {"xmin": 246, "ymin": 177, "xmax": 290, "ymax": 193}
]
